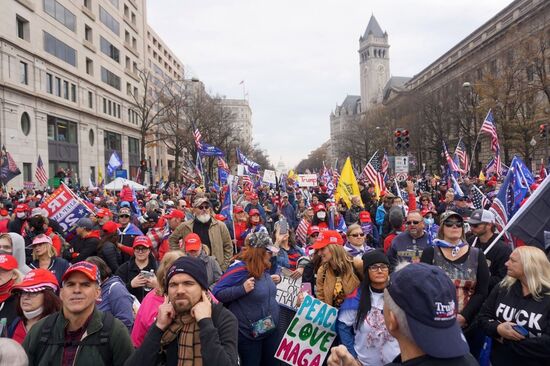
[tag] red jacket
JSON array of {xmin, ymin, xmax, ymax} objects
[{"xmin": 119, "ymin": 187, "xmax": 134, "ymax": 202}]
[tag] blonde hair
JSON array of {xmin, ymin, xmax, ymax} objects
[
  {"xmin": 31, "ymin": 242, "xmax": 57, "ymax": 261},
  {"xmin": 324, "ymin": 244, "xmax": 355, "ymax": 276},
  {"xmin": 346, "ymin": 224, "xmax": 362, "ymax": 237},
  {"xmin": 155, "ymin": 250, "xmax": 185, "ymax": 295},
  {"xmin": 500, "ymin": 246, "xmax": 550, "ymax": 300}
]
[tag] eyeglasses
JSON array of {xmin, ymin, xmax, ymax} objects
[
  {"xmin": 368, "ymin": 264, "xmax": 389, "ymax": 272},
  {"xmin": 134, "ymin": 247, "xmax": 150, "ymax": 253},
  {"xmin": 443, "ymin": 221, "xmax": 463, "ymax": 228},
  {"xmin": 406, "ymin": 220, "xmax": 421, "ymax": 225},
  {"xmin": 119, "ymin": 215, "xmax": 130, "ymax": 218},
  {"xmin": 21, "ymin": 291, "xmax": 41, "ymax": 298},
  {"xmin": 197, "ymin": 205, "xmax": 210, "ymax": 210},
  {"xmin": 349, "ymin": 233, "xmax": 365, "ymax": 238},
  {"xmin": 470, "ymin": 223, "xmax": 484, "ymax": 228}
]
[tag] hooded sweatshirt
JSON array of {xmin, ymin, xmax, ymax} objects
[{"xmin": 8, "ymin": 232, "xmax": 31, "ymax": 274}]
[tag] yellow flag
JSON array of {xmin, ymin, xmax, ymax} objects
[
  {"xmin": 373, "ymin": 180, "xmax": 381, "ymax": 201},
  {"xmin": 479, "ymin": 170, "xmax": 486, "ymax": 182},
  {"xmin": 335, "ymin": 157, "xmax": 362, "ymax": 208},
  {"xmin": 288, "ymin": 170, "xmax": 297, "ymax": 181},
  {"xmin": 98, "ymin": 166, "xmax": 103, "ymax": 186}
]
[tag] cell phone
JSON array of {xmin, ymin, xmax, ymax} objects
[
  {"xmin": 512, "ymin": 324, "xmax": 529, "ymax": 337},
  {"xmin": 279, "ymin": 219, "xmax": 288, "ymax": 235},
  {"xmin": 301, "ymin": 283, "xmax": 312, "ymax": 295},
  {"xmin": 140, "ymin": 270, "xmax": 154, "ymax": 278}
]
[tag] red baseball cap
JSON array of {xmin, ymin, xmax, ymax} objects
[
  {"xmin": 96, "ymin": 208, "xmax": 112, "ymax": 218},
  {"xmin": 15, "ymin": 204, "xmax": 29, "ymax": 213},
  {"xmin": 421, "ymin": 208, "xmax": 437, "ymax": 217},
  {"xmin": 313, "ymin": 204, "xmax": 326, "ymax": 213},
  {"xmin": 0, "ymin": 255, "xmax": 18, "ymax": 271},
  {"xmin": 165, "ymin": 209, "xmax": 185, "ymax": 220},
  {"xmin": 359, "ymin": 211, "xmax": 372, "ymax": 223},
  {"xmin": 62, "ymin": 261, "xmax": 99, "ymax": 283},
  {"xmin": 102, "ymin": 221, "xmax": 120, "ymax": 234},
  {"xmin": 233, "ymin": 205, "xmax": 244, "ymax": 214},
  {"xmin": 133, "ymin": 235, "xmax": 152, "ymax": 249},
  {"xmin": 184, "ymin": 233, "xmax": 202, "ymax": 252},
  {"xmin": 249, "ymin": 209, "xmax": 260, "ymax": 216},
  {"xmin": 249, "ymin": 193, "xmax": 258, "ymax": 200},
  {"xmin": 0, "ymin": 209, "xmax": 8, "ymax": 216},
  {"xmin": 310, "ymin": 230, "xmax": 344, "ymax": 250},
  {"xmin": 12, "ymin": 268, "xmax": 59, "ymax": 293},
  {"xmin": 215, "ymin": 214, "xmax": 226, "ymax": 222},
  {"xmin": 307, "ymin": 225, "xmax": 320, "ymax": 236}
]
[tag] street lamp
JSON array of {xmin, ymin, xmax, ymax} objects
[{"xmin": 463, "ymin": 81, "xmax": 480, "ymax": 174}]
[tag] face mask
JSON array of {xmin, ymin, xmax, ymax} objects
[
  {"xmin": 424, "ymin": 218, "xmax": 434, "ymax": 226},
  {"xmin": 16, "ymin": 213, "xmax": 26, "ymax": 219},
  {"xmin": 23, "ymin": 306, "xmax": 44, "ymax": 320},
  {"xmin": 196, "ymin": 214, "xmax": 211, "ymax": 223},
  {"xmin": 317, "ymin": 212, "xmax": 326, "ymax": 220}
]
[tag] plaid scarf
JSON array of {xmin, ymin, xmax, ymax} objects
[{"xmin": 160, "ymin": 313, "xmax": 202, "ymax": 366}]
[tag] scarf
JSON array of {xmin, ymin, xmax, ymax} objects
[
  {"xmin": 433, "ymin": 239, "xmax": 467, "ymax": 257},
  {"xmin": 160, "ymin": 313, "xmax": 202, "ymax": 366},
  {"xmin": 0, "ymin": 279, "xmax": 15, "ymax": 303}
]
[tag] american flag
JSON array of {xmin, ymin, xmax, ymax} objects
[
  {"xmin": 295, "ymin": 218, "xmax": 311, "ymax": 246},
  {"xmin": 217, "ymin": 157, "xmax": 230, "ymax": 171},
  {"xmin": 193, "ymin": 127, "xmax": 202, "ymax": 149},
  {"xmin": 489, "ymin": 169, "xmax": 514, "ymax": 246},
  {"xmin": 470, "ymin": 185, "xmax": 490, "ymax": 210},
  {"xmin": 241, "ymin": 175, "xmax": 252, "ymax": 191},
  {"xmin": 35, "ymin": 155, "xmax": 48, "ymax": 186},
  {"xmin": 443, "ymin": 142, "xmax": 465, "ymax": 174},
  {"xmin": 0, "ymin": 145, "xmax": 21, "ymax": 185},
  {"xmin": 362, "ymin": 152, "xmax": 386, "ymax": 193},
  {"xmin": 380, "ymin": 151, "xmax": 389, "ymax": 175},
  {"xmin": 481, "ymin": 110, "xmax": 500, "ymax": 153},
  {"xmin": 454, "ymin": 140, "xmax": 469, "ymax": 174}
]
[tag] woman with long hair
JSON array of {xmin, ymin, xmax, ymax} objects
[
  {"xmin": 29, "ymin": 234, "xmax": 70, "ymax": 285},
  {"xmin": 213, "ymin": 232, "xmax": 280, "ymax": 366},
  {"xmin": 420, "ymin": 211, "xmax": 489, "ymax": 357},
  {"xmin": 130, "ymin": 250, "xmax": 185, "ymax": 347},
  {"xmin": 479, "ymin": 246, "xmax": 550, "ymax": 366},
  {"xmin": 312, "ymin": 230, "xmax": 363, "ymax": 308},
  {"xmin": 97, "ymin": 221, "xmax": 122, "ymax": 273},
  {"xmin": 240, "ymin": 209, "xmax": 267, "ymax": 240},
  {"xmin": 9, "ymin": 269, "xmax": 61, "ymax": 343},
  {"xmin": 337, "ymin": 250, "xmax": 399, "ymax": 365}
]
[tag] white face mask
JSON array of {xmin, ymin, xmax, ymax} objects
[
  {"xmin": 317, "ymin": 212, "xmax": 326, "ymax": 220},
  {"xmin": 23, "ymin": 306, "xmax": 44, "ymax": 320},
  {"xmin": 16, "ymin": 212, "xmax": 26, "ymax": 219},
  {"xmin": 196, "ymin": 214, "xmax": 211, "ymax": 223},
  {"xmin": 424, "ymin": 218, "xmax": 434, "ymax": 226}
]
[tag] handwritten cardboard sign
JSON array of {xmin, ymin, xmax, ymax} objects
[
  {"xmin": 276, "ymin": 268, "xmax": 302, "ymax": 309},
  {"xmin": 275, "ymin": 295, "xmax": 337, "ymax": 366},
  {"xmin": 297, "ymin": 174, "xmax": 318, "ymax": 187}
]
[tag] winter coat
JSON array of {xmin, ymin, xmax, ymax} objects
[
  {"xmin": 115, "ymin": 254, "xmax": 158, "ymax": 303},
  {"xmin": 70, "ymin": 231, "xmax": 101, "ymax": 263},
  {"xmin": 98, "ymin": 240, "xmax": 122, "ymax": 273},
  {"xmin": 97, "ymin": 276, "xmax": 135, "ymax": 331},
  {"xmin": 131, "ymin": 290, "xmax": 164, "ymax": 348},
  {"xmin": 315, "ymin": 257, "xmax": 363, "ymax": 307},
  {"xmin": 29, "ymin": 257, "xmax": 70, "ymax": 285}
]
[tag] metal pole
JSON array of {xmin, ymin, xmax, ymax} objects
[{"xmin": 546, "ymin": 124, "xmax": 549, "ymax": 167}]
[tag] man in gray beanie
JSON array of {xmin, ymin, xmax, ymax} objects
[{"xmin": 126, "ymin": 256, "xmax": 239, "ymax": 366}]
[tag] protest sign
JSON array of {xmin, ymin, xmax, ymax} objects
[
  {"xmin": 275, "ymin": 295, "xmax": 337, "ymax": 366},
  {"xmin": 263, "ymin": 169, "xmax": 277, "ymax": 184},
  {"xmin": 297, "ymin": 174, "xmax": 318, "ymax": 187},
  {"xmin": 276, "ymin": 268, "xmax": 302, "ymax": 309},
  {"xmin": 40, "ymin": 183, "xmax": 93, "ymax": 233}
]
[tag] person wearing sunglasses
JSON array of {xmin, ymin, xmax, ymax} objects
[
  {"xmin": 421, "ymin": 211, "xmax": 489, "ymax": 359},
  {"xmin": 387, "ymin": 210, "xmax": 430, "ymax": 268},
  {"xmin": 345, "ymin": 224, "xmax": 374, "ymax": 258},
  {"xmin": 337, "ymin": 250, "xmax": 399, "ymax": 366},
  {"xmin": 116, "ymin": 206, "xmax": 144, "ymax": 262}
]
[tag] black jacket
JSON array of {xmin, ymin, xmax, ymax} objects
[
  {"xmin": 467, "ymin": 233, "xmax": 512, "ymax": 292},
  {"xmin": 125, "ymin": 302, "xmax": 239, "ymax": 366},
  {"xmin": 478, "ymin": 281, "xmax": 550, "ymax": 366},
  {"xmin": 70, "ymin": 232, "xmax": 100, "ymax": 263},
  {"xmin": 99, "ymin": 241, "xmax": 122, "ymax": 273},
  {"xmin": 385, "ymin": 353, "xmax": 478, "ymax": 365},
  {"xmin": 115, "ymin": 255, "xmax": 158, "ymax": 302}
]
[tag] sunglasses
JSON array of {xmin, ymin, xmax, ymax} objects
[
  {"xmin": 470, "ymin": 223, "xmax": 484, "ymax": 228},
  {"xmin": 406, "ymin": 220, "xmax": 421, "ymax": 225},
  {"xmin": 349, "ymin": 233, "xmax": 365, "ymax": 238},
  {"xmin": 368, "ymin": 264, "xmax": 389, "ymax": 272},
  {"xmin": 119, "ymin": 215, "xmax": 130, "ymax": 218},
  {"xmin": 421, "ymin": 198, "xmax": 430, "ymax": 201},
  {"xmin": 197, "ymin": 205, "xmax": 210, "ymax": 210},
  {"xmin": 443, "ymin": 220, "xmax": 464, "ymax": 228}
]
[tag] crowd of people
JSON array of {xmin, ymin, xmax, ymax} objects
[{"xmin": 0, "ymin": 173, "xmax": 547, "ymax": 366}]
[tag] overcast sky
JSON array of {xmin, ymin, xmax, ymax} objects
[{"xmin": 147, "ymin": 0, "xmax": 512, "ymax": 168}]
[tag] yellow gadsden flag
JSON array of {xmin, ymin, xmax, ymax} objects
[{"xmin": 335, "ymin": 157, "xmax": 362, "ymax": 208}]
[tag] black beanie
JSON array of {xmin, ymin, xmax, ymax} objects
[
  {"xmin": 165, "ymin": 256, "xmax": 209, "ymax": 292},
  {"xmin": 362, "ymin": 249, "xmax": 390, "ymax": 274}
]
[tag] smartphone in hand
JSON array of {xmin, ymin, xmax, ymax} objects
[{"xmin": 512, "ymin": 324, "xmax": 529, "ymax": 337}]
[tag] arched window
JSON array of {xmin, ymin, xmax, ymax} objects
[
  {"xmin": 89, "ymin": 129, "xmax": 95, "ymax": 146},
  {"xmin": 21, "ymin": 112, "xmax": 30, "ymax": 136}
]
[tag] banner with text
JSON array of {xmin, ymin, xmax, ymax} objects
[
  {"xmin": 297, "ymin": 174, "xmax": 318, "ymax": 187},
  {"xmin": 275, "ymin": 295, "xmax": 337, "ymax": 366},
  {"xmin": 40, "ymin": 183, "xmax": 93, "ymax": 233},
  {"xmin": 263, "ymin": 170, "xmax": 277, "ymax": 184},
  {"xmin": 276, "ymin": 268, "xmax": 302, "ymax": 309}
]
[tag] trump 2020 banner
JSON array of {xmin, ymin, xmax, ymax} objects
[
  {"xmin": 275, "ymin": 295, "xmax": 337, "ymax": 366},
  {"xmin": 40, "ymin": 183, "xmax": 93, "ymax": 233}
]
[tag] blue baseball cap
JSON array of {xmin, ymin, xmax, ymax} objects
[{"xmin": 387, "ymin": 263, "xmax": 469, "ymax": 359}]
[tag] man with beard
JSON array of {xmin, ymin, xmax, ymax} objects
[
  {"xmin": 23, "ymin": 261, "xmax": 133, "ymax": 365},
  {"xmin": 125, "ymin": 256, "xmax": 238, "ymax": 366},
  {"xmin": 168, "ymin": 197, "xmax": 233, "ymax": 270}
]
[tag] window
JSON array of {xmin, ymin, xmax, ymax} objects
[
  {"xmin": 23, "ymin": 163, "xmax": 32, "ymax": 182},
  {"xmin": 101, "ymin": 66, "xmax": 121, "ymax": 90},
  {"xmin": 104, "ymin": 131, "xmax": 121, "ymax": 151},
  {"xmin": 132, "ymin": 61, "xmax": 137, "ymax": 73},
  {"xmin": 71, "ymin": 83, "xmax": 77, "ymax": 102},
  {"xmin": 55, "ymin": 77, "xmax": 61, "ymax": 96},
  {"xmin": 131, "ymin": 12, "xmax": 136, "ymax": 25},
  {"xmin": 83, "ymin": 0, "xmax": 91, "ymax": 10},
  {"xmin": 21, "ymin": 112, "xmax": 31, "ymax": 136},
  {"xmin": 125, "ymin": 56, "xmax": 130, "ymax": 69},
  {"xmin": 43, "ymin": 0, "xmax": 76, "ymax": 32},
  {"xmin": 20, "ymin": 61, "xmax": 28, "ymax": 84},
  {"xmin": 89, "ymin": 129, "xmax": 95, "ymax": 146},
  {"xmin": 100, "ymin": 36, "xmax": 120, "ymax": 62},
  {"xmin": 47, "ymin": 117, "xmax": 77, "ymax": 143},
  {"xmin": 43, "ymin": 32, "xmax": 77, "ymax": 66},
  {"xmin": 103, "ymin": 97, "xmax": 107, "ymax": 113},
  {"xmin": 108, "ymin": 0, "xmax": 119, "ymax": 8},
  {"xmin": 84, "ymin": 25, "xmax": 92, "ymax": 42},
  {"xmin": 124, "ymin": 5, "xmax": 129, "ymax": 17},
  {"xmin": 125, "ymin": 30, "xmax": 130, "ymax": 43},
  {"xmin": 86, "ymin": 58, "xmax": 93, "ymax": 75},
  {"xmin": 133, "ymin": 86, "xmax": 138, "ymax": 97},
  {"xmin": 126, "ymin": 82, "xmax": 131, "ymax": 95},
  {"xmin": 132, "ymin": 37, "xmax": 136, "ymax": 49},
  {"xmin": 88, "ymin": 91, "xmax": 93, "ymax": 108},
  {"xmin": 128, "ymin": 136, "xmax": 139, "ymax": 155},
  {"xmin": 16, "ymin": 15, "xmax": 29, "ymax": 41},
  {"xmin": 46, "ymin": 73, "xmax": 53, "ymax": 93},
  {"xmin": 62, "ymin": 81, "xmax": 68, "ymax": 99},
  {"xmin": 108, "ymin": 100, "xmax": 112, "ymax": 115},
  {"xmin": 99, "ymin": 6, "xmax": 119, "ymax": 35}
]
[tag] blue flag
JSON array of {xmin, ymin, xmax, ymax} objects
[
  {"xmin": 218, "ymin": 168, "xmax": 229, "ymax": 185},
  {"xmin": 198, "ymin": 143, "xmax": 225, "ymax": 157},
  {"xmin": 220, "ymin": 185, "xmax": 233, "ymax": 222},
  {"xmin": 236, "ymin": 148, "xmax": 261, "ymax": 174},
  {"xmin": 451, "ymin": 175, "xmax": 464, "ymax": 198},
  {"xmin": 510, "ymin": 156, "xmax": 534, "ymax": 215},
  {"xmin": 107, "ymin": 151, "xmax": 122, "ymax": 177}
]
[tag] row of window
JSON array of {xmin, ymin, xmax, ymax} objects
[
  {"xmin": 128, "ymin": 108, "xmax": 138, "ymax": 124},
  {"xmin": 102, "ymin": 97, "xmax": 121, "ymax": 119},
  {"xmin": 45, "ymin": 72, "xmax": 77, "ymax": 103}
]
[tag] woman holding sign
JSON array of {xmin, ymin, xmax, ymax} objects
[
  {"xmin": 213, "ymin": 232, "xmax": 280, "ymax": 366},
  {"xmin": 337, "ymin": 250, "xmax": 399, "ymax": 366}
]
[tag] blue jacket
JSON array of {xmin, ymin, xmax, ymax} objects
[
  {"xmin": 375, "ymin": 205, "xmax": 387, "ymax": 229},
  {"xmin": 280, "ymin": 203, "xmax": 297, "ymax": 229},
  {"xmin": 212, "ymin": 262, "xmax": 279, "ymax": 340},
  {"xmin": 30, "ymin": 257, "xmax": 70, "ymax": 285},
  {"xmin": 97, "ymin": 276, "xmax": 135, "ymax": 331},
  {"xmin": 336, "ymin": 288, "xmax": 361, "ymax": 357}
]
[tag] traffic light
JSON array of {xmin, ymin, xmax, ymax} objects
[
  {"xmin": 402, "ymin": 129, "xmax": 410, "ymax": 149},
  {"xmin": 540, "ymin": 124, "xmax": 547, "ymax": 139},
  {"xmin": 394, "ymin": 130, "xmax": 402, "ymax": 150}
]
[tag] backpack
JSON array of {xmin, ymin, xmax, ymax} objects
[{"xmin": 36, "ymin": 311, "xmax": 114, "ymax": 365}]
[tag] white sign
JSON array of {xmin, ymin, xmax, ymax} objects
[
  {"xmin": 263, "ymin": 169, "xmax": 277, "ymax": 184},
  {"xmin": 237, "ymin": 164, "xmax": 246, "ymax": 176},
  {"xmin": 296, "ymin": 174, "xmax": 318, "ymax": 187},
  {"xmin": 275, "ymin": 268, "xmax": 302, "ymax": 309},
  {"xmin": 395, "ymin": 156, "xmax": 409, "ymax": 174}
]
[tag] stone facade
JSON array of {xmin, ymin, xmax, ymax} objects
[{"xmin": 220, "ymin": 98, "xmax": 253, "ymax": 147}]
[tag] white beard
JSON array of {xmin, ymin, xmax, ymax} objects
[{"xmin": 196, "ymin": 214, "xmax": 211, "ymax": 223}]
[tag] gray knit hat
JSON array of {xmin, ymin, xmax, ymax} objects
[{"xmin": 247, "ymin": 231, "xmax": 279, "ymax": 254}]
